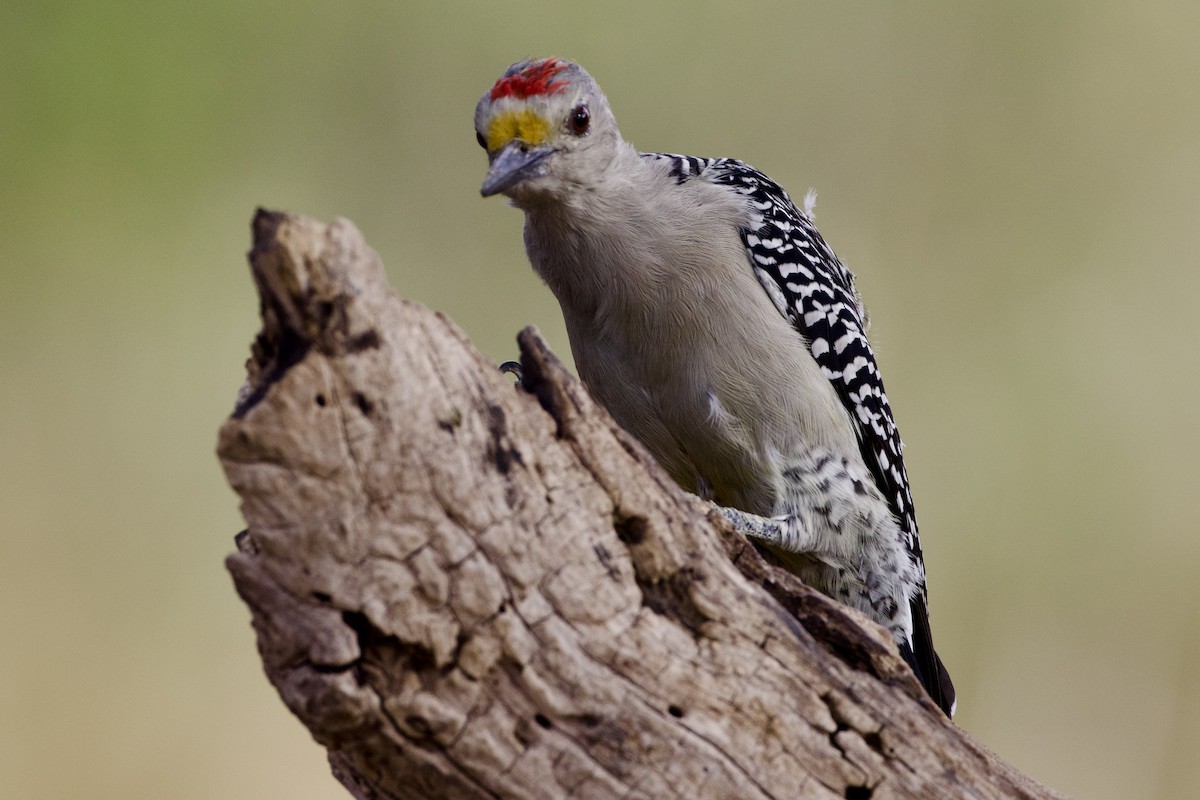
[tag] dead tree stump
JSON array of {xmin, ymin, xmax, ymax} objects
[{"xmin": 218, "ymin": 210, "xmax": 1062, "ymax": 800}]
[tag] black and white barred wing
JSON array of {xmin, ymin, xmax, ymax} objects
[{"xmin": 680, "ymin": 156, "xmax": 920, "ymax": 554}]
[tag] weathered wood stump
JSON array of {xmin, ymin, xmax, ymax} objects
[{"xmin": 219, "ymin": 210, "xmax": 1062, "ymax": 800}]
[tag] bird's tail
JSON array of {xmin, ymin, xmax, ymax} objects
[{"xmin": 905, "ymin": 595, "xmax": 956, "ymax": 717}]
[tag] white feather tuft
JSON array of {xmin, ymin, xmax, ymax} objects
[{"xmin": 802, "ymin": 189, "xmax": 818, "ymax": 220}]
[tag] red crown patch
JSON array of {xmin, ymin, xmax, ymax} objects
[{"xmin": 490, "ymin": 59, "xmax": 568, "ymax": 101}]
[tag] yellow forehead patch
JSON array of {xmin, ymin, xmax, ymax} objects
[{"xmin": 486, "ymin": 108, "xmax": 552, "ymax": 152}]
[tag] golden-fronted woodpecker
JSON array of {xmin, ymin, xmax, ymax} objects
[{"xmin": 475, "ymin": 57, "xmax": 955, "ymax": 716}]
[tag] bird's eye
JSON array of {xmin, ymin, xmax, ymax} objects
[
  {"xmin": 476, "ymin": 129, "xmax": 487, "ymax": 149},
  {"xmin": 569, "ymin": 104, "xmax": 590, "ymax": 135}
]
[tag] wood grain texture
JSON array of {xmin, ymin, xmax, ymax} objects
[{"xmin": 219, "ymin": 210, "xmax": 1064, "ymax": 800}]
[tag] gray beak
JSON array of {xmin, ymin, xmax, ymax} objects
[{"xmin": 481, "ymin": 142, "xmax": 554, "ymax": 197}]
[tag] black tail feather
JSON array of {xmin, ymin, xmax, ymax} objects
[{"xmin": 903, "ymin": 595, "xmax": 956, "ymax": 717}]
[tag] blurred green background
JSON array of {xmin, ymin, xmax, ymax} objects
[{"xmin": 3, "ymin": 2, "xmax": 1198, "ymax": 797}]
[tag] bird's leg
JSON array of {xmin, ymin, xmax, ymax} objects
[
  {"xmin": 711, "ymin": 448, "xmax": 901, "ymax": 570},
  {"xmin": 714, "ymin": 498, "xmax": 913, "ymax": 638},
  {"xmin": 714, "ymin": 503, "xmax": 820, "ymax": 556}
]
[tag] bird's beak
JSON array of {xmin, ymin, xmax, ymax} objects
[{"xmin": 481, "ymin": 142, "xmax": 554, "ymax": 197}]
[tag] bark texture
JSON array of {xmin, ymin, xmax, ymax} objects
[{"xmin": 219, "ymin": 210, "xmax": 1063, "ymax": 800}]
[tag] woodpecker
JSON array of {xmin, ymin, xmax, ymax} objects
[{"xmin": 475, "ymin": 58, "xmax": 955, "ymax": 716}]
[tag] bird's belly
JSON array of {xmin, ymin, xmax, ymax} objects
[
  {"xmin": 560, "ymin": 249, "xmax": 860, "ymax": 518},
  {"xmin": 571, "ymin": 329, "xmax": 787, "ymax": 515}
]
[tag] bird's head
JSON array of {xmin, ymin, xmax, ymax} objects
[{"xmin": 474, "ymin": 58, "xmax": 621, "ymax": 204}]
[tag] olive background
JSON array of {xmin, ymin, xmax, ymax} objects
[{"xmin": 4, "ymin": 3, "xmax": 1198, "ymax": 798}]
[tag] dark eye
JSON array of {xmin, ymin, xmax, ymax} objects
[
  {"xmin": 476, "ymin": 129, "xmax": 487, "ymax": 149},
  {"xmin": 569, "ymin": 104, "xmax": 590, "ymax": 135}
]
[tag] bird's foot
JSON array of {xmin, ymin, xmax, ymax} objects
[{"xmin": 499, "ymin": 360, "xmax": 524, "ymax": 387}]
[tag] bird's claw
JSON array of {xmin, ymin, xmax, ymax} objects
[{"xmin": 499, "ymin": 360, "xmax": 524, "ymax": 387}]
